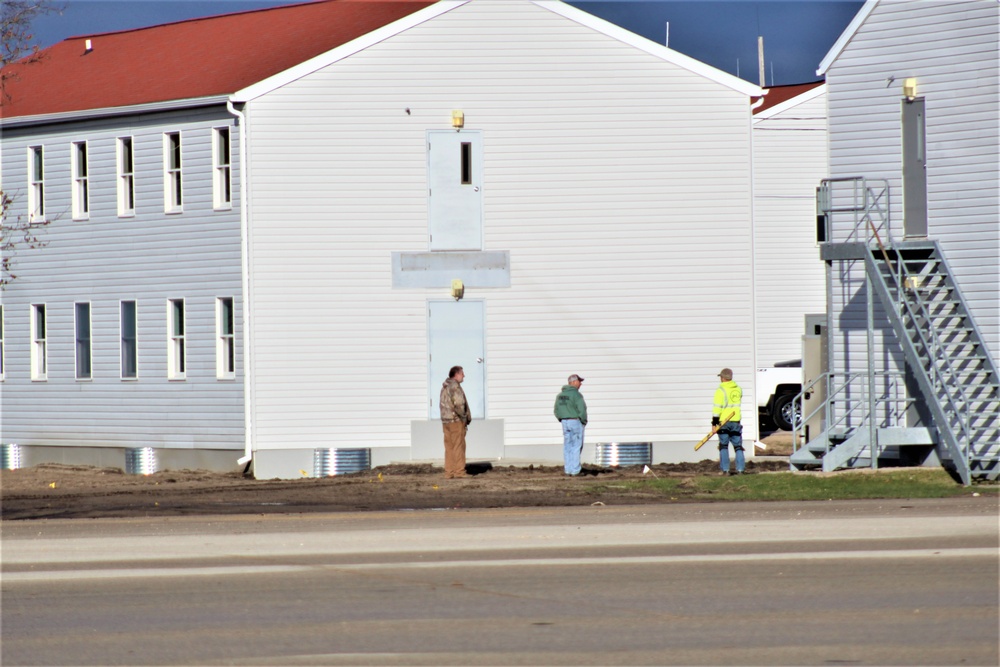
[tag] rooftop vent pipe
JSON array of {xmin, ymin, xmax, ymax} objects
[{"xmin": 84, "ymin": 39, "xmax": 93, "ymax": 53}]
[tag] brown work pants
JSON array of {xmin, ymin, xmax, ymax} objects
[{"xmin": 442, "ymin": 420, "xmax": 468, "ymax": 478}]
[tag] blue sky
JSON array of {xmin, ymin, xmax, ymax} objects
[{"xmin": 32, "ymin": 0, "xmax": 863, "ymax": 86}]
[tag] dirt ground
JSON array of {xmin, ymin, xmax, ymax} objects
[
  {"xmin": 0, "ymin": 459, "xmax": 798, "ymax": 521},
  {"xmin": 1, "ymin": 433, "xmax": 796, "ymax": 521}
]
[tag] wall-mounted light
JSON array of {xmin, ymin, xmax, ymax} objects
[
  {"xmin": 903, "ymin": 77, "xmax": 917, "ymax": 101},
  {"xmin": 451, "ymin": 110, "xmax": 464, "ymax": 129},
  {"xmin": 451, "ymin": 279, "xmax": 465, "ymax": 301}
]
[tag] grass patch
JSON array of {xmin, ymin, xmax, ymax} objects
[{"xmin": 606, "ymin": 468, "xmax": 998, "ymax": 502}]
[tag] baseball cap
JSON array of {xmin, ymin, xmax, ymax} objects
[
  {"xmin": 568, "ymin": 374, "xmax": 585, "ymax": 383},
  {"xmin": 718, "ymin": 368, "xmax": 733, "ymax": 380}
]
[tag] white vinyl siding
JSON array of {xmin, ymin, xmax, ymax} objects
[
  {"xmin": 30, "ymin": 303, "xmax": 46, "ymax": 380},
  {"xmin": 212, "ymin": 127, "xmax": 232, "ymax": 210},
  {"xmin": 164, "ymin": 131, "xmax": 183, "ymax": 213},
  {"xmin": 74, "ymin": 302, "xmax": 92, "ymax": 380},
  {"xmin": 28, "ymin": 145, "xmax": 44, "ymax": 222},
  {"xmin": 244, "ymin": 0, "xmax": 757, "ymax": 453},
  {"xmin": 0, "ymin": 304, "xmax": 5, "ymax": 380},
  {"xmin": 825, "ymin": 0, "xmax": 999, "ymax": 374},
  {"xmin": 117, "ymin": 136, "xmax": 135, "ymax": 217},
  {"xmin": 71, "ymin": 141, "xmax": 90, "ymax": 220},
  {"xmin": 752, "ymin": 87, "xmax": 828, "ymax": 367}
]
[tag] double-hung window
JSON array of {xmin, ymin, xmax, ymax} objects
[
  {"xmin": 72, "ymin": 141, "xmax": 89, "ymax": 219},
  {"xmin": 30, "ymin": 304, "xmax": 46, "ymax": 380},
  {"xmin": 213, "ymin": 127, "xmax": 232, "ymax": 210},
  {"xmin": 28, "ymin": 146, "xmax": 44, "ymax": 222},
  {"xmin": 75, "ymin": 302, "xmax": 92, "ymax": 379},
  {"xmin": 164, "ymin": 132, "xmax": 183, "ymax": 213},
  {"xmin": 121, "ymin": 300, "xmax": 137, "ymax": 379},
  {"xmin": 0, "ymin": 304, "xmax": 5, "ymax": 381},
  {"xmin": 117, "ymin": 137, "xmax": 135, "ymax": 217},
  {"xmin": 167, "ymin": 298, "xmax": 185, "ymax": 379},
  {"xmin": 216, "ymin": 297, "xmax": 235, "ymax": 379}
]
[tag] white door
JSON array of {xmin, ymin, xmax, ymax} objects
[
  {"xmin": 428, "ymin": 300, "xmax": 485, "ymax": 419},
  {"xmin": 427, "ymin": 130, "xmax": 482, "ymax": 250}
]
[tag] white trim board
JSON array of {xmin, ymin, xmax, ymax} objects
[
  {"xmin": 753, "ymin": 84, "xmax": 826, "ymax": 123},
  {"xmin": 534, "ymin": 1, "xmax": 761, "ymax": 96},
  {"xmin": 817, "ymin": 0, "xmax": 879, "ymax": 75}
]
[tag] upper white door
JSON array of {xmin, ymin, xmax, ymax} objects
[{"xmin": 427, "ymin": 130, "xmax": 483, "ymax": 250}]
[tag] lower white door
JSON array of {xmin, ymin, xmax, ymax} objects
[{"xmin": 428, "ymin": 300, "xmax": 485, "ymax": 419}]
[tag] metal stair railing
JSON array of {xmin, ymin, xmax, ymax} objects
[{"xmin": 792, "ymin": 371, "xmax": 910, "ymax": 464}]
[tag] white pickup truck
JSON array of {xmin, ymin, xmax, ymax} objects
[{"xmin": 756, "ymin": 360, "xmax": 802, "ymax": 431}]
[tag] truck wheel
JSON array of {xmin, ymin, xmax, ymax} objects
[{"xmin": 772, "ymin": 393, "xmax": 798, "ymax": 431}]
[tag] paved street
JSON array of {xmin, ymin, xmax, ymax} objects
[{"xmin": 3, "ymin": 498, "xmax": 998, "ymax": 666}]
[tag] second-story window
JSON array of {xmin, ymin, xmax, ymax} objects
[
  {"xmin": 118, "ymin": 137, "xmax": 135, "ymax": 217},
  {"xmin": 28, "ymin": 146, "xmax": 44, "ymax": 222},
  {"xmin": 213, "ymin": 127, "xmax": 232, "ymax": 209},
  {"xmin": 164, "ymin": 132, "xmax": 182, "ymax": 213},
  {"xmin": 72, "ymin": 141, "xmax": 90, "ymax": 219}
]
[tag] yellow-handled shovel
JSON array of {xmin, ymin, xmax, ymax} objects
[{"xmin": 694, "ymin": 412, "xmax": 733, "ymax": 451}]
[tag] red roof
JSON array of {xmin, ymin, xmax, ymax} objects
[
  {"xmin": 1, "ymin": 0, "xmax": 435, "ymax": 119},
  {"xmin": 752, "ymin": 80, "xmax": 824, "ymax": 115}
]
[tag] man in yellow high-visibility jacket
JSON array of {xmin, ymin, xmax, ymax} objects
[{"xmin": 712, "ymin": 367, "xmax": 744, "ymax": 475}]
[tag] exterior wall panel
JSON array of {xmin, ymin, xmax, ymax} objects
[
  {"xmin": 0, "ymin": 106, "xmax": 246, "ymax": 452},
  {"xmin": 244, "ymin": 0, "xmax": 757, "ymax": 453}
]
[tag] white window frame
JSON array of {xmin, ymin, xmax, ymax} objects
[
  {"xmin": 0, "ymin": 304, "xmax": 5, "ymax": 381},
  {"xmin": 28, "ymin": 146, "xmax": 45, "ymax": 223},
  {"xmin": 71, "ymin": 141, "xmax": 90, "ymax": 220},
  {"xmin": 75, "ymin": 302, "xmax": 92, "ymax": 380},
  {"xmin": 117, "ymin": 136, "xmax": 135, "ymax": 217},
  {"xmin": 163, "ymin": 132, "xmax": 183, "ymax": 213},
  {"xmin": 212, "ymin": 127, "xmax": 232, "ymax": 210},
  {"xmin": 30, "ymin": 303, "xmax": 47, "ymax": 381},
  {"xmin": 215, "ymin": 296, "xmax": 235, "ymax": 379},
  {"xmin": 167, "ymin": 298, "xmax": 186, "ymax": 380},
  {"xmin": 120, "ymin": 300, "xmax": 138, "ymax": 380}
]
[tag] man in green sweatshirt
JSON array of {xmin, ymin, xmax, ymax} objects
[{"xmin": 554, "ymin": 374, "xmax": 588, "ymax": 476}]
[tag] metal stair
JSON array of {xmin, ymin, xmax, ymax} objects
[
  {"xmin": 865, "ymin": 240, "xmax": 1000, "ymax": 483},
  {"xmin": 794, "ymin": 177, "xmax": 1000, "ymax": 484}
]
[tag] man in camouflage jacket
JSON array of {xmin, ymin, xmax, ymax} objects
[{"xmin": 440, "ymin": 365, "xmax": 472, "ymax": 478}]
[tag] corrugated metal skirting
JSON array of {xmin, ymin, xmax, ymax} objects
[
  {"xmin": 313, "ymin": 448, "xmax": 371, "ymax": 476},
  {"xmin": 595, "ymin": 442, "xmax": 652, "ymax": 467}
]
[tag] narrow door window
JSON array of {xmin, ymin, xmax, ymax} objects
[
  {"xmin": 28, "ymin": 146, "xmax": 44, "ymax": 222},
  {"xmin": 72, "ymin": 141, "xmax": 90, "ymax": 219},
  {"xmin": 216, "ymin": 297, "xmax": 235, "ymax": 379},
  {"xmin": 75, "ymin": 302, "xmax": 92, "ymax": 379},
  {"xmin": 118, "ymin": 137, "xmax": 135, "ymax": 216},
  {"xmin": 31, "ymin": 304, "xmax": 47, "ymax": 380},
  {"xmin": 167, "ymin": 298, "xmax": 185, "ymax": 379},
  {"xmin": 164, "ymin": 132, "xmax": 183, "ymax": 212},
  {"xmin": 121, "ymin": 300, "xmax": 137, "ymax": 379},
  {"xmin": 213, "ymin": 128, "xmax": 232, "ymax": 209}
]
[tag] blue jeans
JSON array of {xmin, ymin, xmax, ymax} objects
[
  {"xmin": 561, "ymin": 419, "xmax": 585, "ymax": 475},
  {"xmin": 718, "ymin": 421, "xmax": 744, "ymax": 473}
]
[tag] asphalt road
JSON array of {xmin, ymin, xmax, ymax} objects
[{"xmin": 3, "ymin": 498, "xmax": 998, "ymax": 666}]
